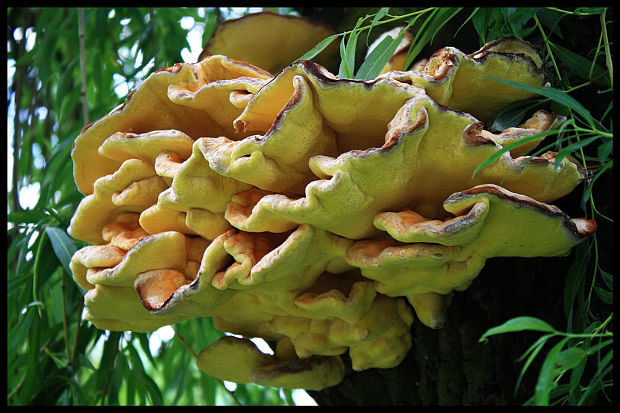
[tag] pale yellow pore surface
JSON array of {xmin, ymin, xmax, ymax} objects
[{"xmin": 68, "ymin": 159, "xmax": 166, "ymax": 245}]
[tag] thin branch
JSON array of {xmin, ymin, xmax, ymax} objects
[
  {"xmin": 599, "ymin": 9, "xmax": 612, "ymax": 89},
  {"xmin": 78, "ymin": 8, "xmax": 89, "ymax": 126},
  {"xmin": 172, "ymin": 327, "xmax": 199, "ymax": 360},
  {"xmin": 61, "ymin": 270, "xmax": 72, "ymax": 366},
  {"xmin": 70, "ymin": 300, "xmax": 84, "ymax": 366}
]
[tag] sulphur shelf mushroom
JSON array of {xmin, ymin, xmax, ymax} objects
[{"xmin": 67, "ymin": 11, "xmax": 595, "ymax": 392}]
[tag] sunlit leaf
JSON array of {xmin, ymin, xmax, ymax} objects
[
  {"xmin": 356, "ymin": 29, "xmax": 404, "ymax": 80},
  {"xmin": 297, "ymin": 33, "xmax": 340, "ymax": 61}
]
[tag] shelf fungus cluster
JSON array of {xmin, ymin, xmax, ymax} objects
[{"xmin": 68, "ymin": 12, "xmax": 596, "ymax": 391}]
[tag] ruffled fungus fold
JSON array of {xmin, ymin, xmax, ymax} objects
[
  {"xmin": 67, "ymin": 20, "xmax": 596, "ymax": 391},
  {"xmin": 382, "ymin": 38, "xmax": 546, "ymax": 122}
]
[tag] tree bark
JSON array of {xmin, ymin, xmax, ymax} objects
[{"xmin": 308, "ymin": 256, "xmax": 568, "ymax": 405}]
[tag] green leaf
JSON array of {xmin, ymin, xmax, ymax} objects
[
  {"xmin": 201, "ymin": 9, "xmax": 219, "ymax": 50},
  {"xmin": 584, "ymin": 338, "xmax": 613, "ymax": 356},
  {"xmin": 514, "ymin": 333, "xmax": 554, "ymax": 396},
  {"xmin": 555, "ymin": 347, "xmax": 587, "ymax": 371},
  {"xmin": 581, "ymin": 160, "xmax": 612, "ymax": 208},
  {"xmin": 563, "ymin": 242, "xmax": 591, "ymax": 320},
  {"xmin": 471, "ymin": 129, "xmax": 561, "ymax": 179},
  {"xmin": 403, "ymin": 7, "xmax": 463, "ymax": 70},
  {"xmin": 481, "ymin": 77, "xmax": 598, "ymax": 129},
  {"xmin": 45, "ymin": 226, "xmax": 77, "ymax": 276},
  {"xmin": 297, "ymin": 34, "xmax": 340, "ymax": 61},
  {"xmin": 598, "ymin": 268, "xmax": 613, "ymax": 290},
  {"xmin": 479, "ymin": 316, "xmax": 556, "ymax": 343},
  {"xmin": 338, "ymin": 16, "xmax": 365, "ymax": 79},
  {"xmin": 55, "ymin": 58, "xmax": 77, "ymax": 123},
  {"xmin": 554, "ymin": 135, "xmax": 600, "ymax": 168},
  {"xmin": 471, "ymin": 7, "xmax": 492, "ymax": 43},
  {"xmin": 578, "ymin": 349, "xmax": 612, "ymax": 405},
  {"xmin": 366, "ymin": 7, "xmax": 390, "ymax": 45},
  {"xmin": 355, "ymin": 29, "xmax": 404, "ymax": 80},
  {"xmin": 534, "ymin": 337, "xmax": 568, "ymax": 405},
  {"xmin": 549, "ymin": 42, "xmax": 610, "ymax": 87},
  {"xmin": 7, "ymin": 209, "xmax": 50, "ymax": 224},
  {"xmin": 593, "ymin": 286, "xmax": 613, "ymax": 304},
  {"xmin": 597, "ymin": 139, "xmax": 613, "ymax": 163},
  {"xmin": 489, "ymin": 100, "xmax": 539, "ymax": 131}
]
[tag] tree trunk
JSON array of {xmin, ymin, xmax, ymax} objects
[{"xmin": 307, "ymin": 256, "xmax": 568, "ymax": 405}]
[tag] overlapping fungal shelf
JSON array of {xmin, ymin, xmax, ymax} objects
[{"xmin": 68, "ymin": 14, "xmax": 596, "ymax": 390}]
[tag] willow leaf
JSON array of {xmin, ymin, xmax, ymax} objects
[
  {"xmin": 355, "ymin": 30, "xmax": 403, "ymax": 80},
  {"xmin": 481, "ymin": 77, "xmax": 598, "ymax": 129},
  {"xmin": 366, "ymin": 7, "xmax": 390, "ymax": 45},
  {"xmin": 534, "ymin": 337, "xmax": 569, "ymax": 405},
  {"xmin": 45, "ymin": 226, "xmax": 77, "ymax": 276},
  {"xmin": 479, "ymin": 316, "xmax": 557, "ymax": 343},
  {"xmin": 297, "ymin": 34, "xmax": 340, "ymax": 61},
  {"xmin": 471, "ymin": 129, "xmax": 561, "ymax": 179}
]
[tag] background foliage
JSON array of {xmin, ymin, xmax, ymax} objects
[{"xmin": 7, "ymin": 7, "xmax": 612, "ymax": 406}]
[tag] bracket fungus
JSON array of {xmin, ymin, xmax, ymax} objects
[
  {"xmin": 197, "ymin": 11, "xmax": 339, "ymax": 74},
  {"xmin": 68, "ymin": 11, "xmax": 596, "ymax": 392}
]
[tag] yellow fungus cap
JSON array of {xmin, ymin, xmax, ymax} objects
[
  {"xmin": 72, "ymin": 55, "xmax": 271, "ymax": 195},
  {"xmin": 198, "ymin": 11, "xmax": 339, "ymax": 74},
  {"xmin": 196, "ymin": 336, "xmax": 344, "ymax": 390},
  {"xmin": 226, "ymin": 90, "xmax": 582, "ymax": 239},
  {"xmin": 348, "ymin": 184, "xmax": 596, "ymax": 327},
  {"xmin": 383, "ymin": 38, "xmax": 546, "ymax": 122},
  {"xmin": 66, "ymin": 33, "xmax": 597, "ymax": 390}
]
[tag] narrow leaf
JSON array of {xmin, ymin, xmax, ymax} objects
[
  {"xmin": 550, "ymin": 40, "xmax": 611, "ymax": 86},
  {"xmin": 514, "ymin": 334, "xmax": 553, "ymax": 396},
  {"xmin": 338, "ymin": 35, "xmax": 350, "ymax": 78},
  {"xmin": 7, "ymin": 209, "xmax": 50, "ymax": 224},
  {"xmin": 563, "ymin": 242, "xmax": 591, "ymax": 319},
  {"xmin": 338, "ymin": 19, "xmax": 361, "ymax": 80},
  {"xmin": 554, "ymin": 135, "xmax": 600, "ymax": 168},
  {"xmin": 555, "ymin": 347, "xmax": 587, "ymax": 370},
  {"xmin": 356, "ymin": 30, "xmax": 404, "ymax": 80},
  {"xmin": 481, "ymin": 77, "xmax": 598, "ymax": 129},
  {"xmin": 577, "ymin": 349, "xmax": 613, "ymax": 405},
  {"xmin": 366, "ymin": 7, "xmax": 390, "ymax": 45},
  {"xmin": 403, "ymin": 7, "xmax": 462, "ymax": 70},
  {"xmin": 45, "ymin": 226, "xmax": 77, "ymax": 276},
  {"xmin": 471, "ymin": 129, "xmax": 561, "ymax": 179},
  {"xmin": 534, "ymin": 337, "xmax": 568, "ymax": 405},
  {"xmin": 593, "ymin": 286, "xmax": 613, "ymax": 304},
  {"xmin": 479, "ymin": 316, "xmax": 556, "ymax": 343},
  {"xmin": 297, "ymin": 34, "xmax": 340, "ymax": 61}
]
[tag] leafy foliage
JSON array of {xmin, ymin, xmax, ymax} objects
[
  {"xmin": 7, "ymin": 7, "xmax": 297, "ymax": 406},
  {"xmin": 7, "ymin": 6, "xmax": 612, "ymax": 406}
]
